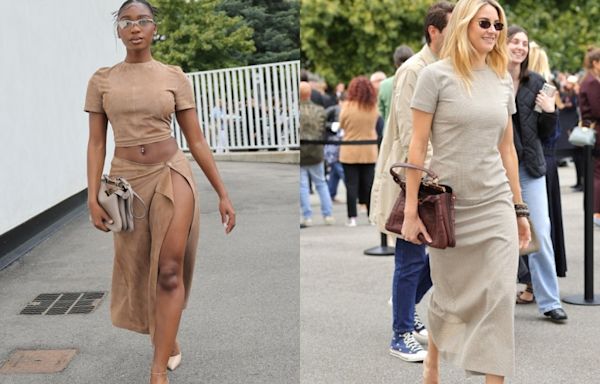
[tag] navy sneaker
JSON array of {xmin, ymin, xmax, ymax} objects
[
  {"xmin": 413, "ymin": 310, "xmax": 429, "ymax": 344},
  {"xmin": 389, "ymin": 331, "xmax": 427, "ymax": 362}
]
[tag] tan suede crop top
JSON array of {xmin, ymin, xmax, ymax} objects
[{"xmin": 84, "ymin": 60, "xmax": 196, "ymax": 147}]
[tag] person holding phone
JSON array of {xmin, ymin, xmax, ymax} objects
[{"xmin": 507, "ymin": 25, "xmax": 568, "ymax": 322}]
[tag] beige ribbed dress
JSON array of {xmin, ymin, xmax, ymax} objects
[
  {"xmin": 411, "ymin": 59, "xmax": 519, "ymax": 377},
  {"xmin": 84, "ymin": 60, "xmax": 200, "ymax": 339}
]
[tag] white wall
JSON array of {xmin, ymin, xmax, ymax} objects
[{"xmin": 0, "ymin": 1, "xmax": 125, "ymax": 234}]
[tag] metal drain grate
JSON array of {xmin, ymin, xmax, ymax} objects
[{"xmin": 20, "ymin": 292, "xmax": 106, "ymax": 315}]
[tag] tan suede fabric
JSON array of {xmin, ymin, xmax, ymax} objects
[
  {"xmin": 85, "ymin": 59, "xmax": 199, "ymax": 338},
  {"xmin": 84, "ymin": 60, "xmax": 196, "ymax": 147},
  {"xmin": 108, "ymin": 150, "xmax": 200, "ymax": 338}
]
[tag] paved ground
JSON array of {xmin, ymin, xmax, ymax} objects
[
  {"xmin": 0, "ymin": 161, "xmax": 299, "ymax": 384},
  {"xmin": 301, "ymin": 163, "xmax": 600, "ymax": 384}
]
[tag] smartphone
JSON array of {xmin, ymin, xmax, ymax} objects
[{"xmin": 534, "ymin": 83, "xmax": 557, "ymax": 112}]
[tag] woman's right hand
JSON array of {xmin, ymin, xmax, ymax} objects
[
  {"xmin": 401, "ymin": 213, "xmax": 432, "ymax": 245},
  {"xmin": 88, "ymin": 201, "xmax": 113, "ymax": 232}
]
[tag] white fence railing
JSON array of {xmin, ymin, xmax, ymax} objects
[{"xmin": 172, "ymin": 60, "xmax": 300, "ymax": 152}]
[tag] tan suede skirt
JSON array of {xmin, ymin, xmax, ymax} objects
[{"xmin": 108, "ymin": 149, "xmax": 200, "ymax": 338}]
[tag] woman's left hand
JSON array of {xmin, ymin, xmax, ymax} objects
[
  {"xmin": 219, "ymin": 196, "xmax": 236, "ymax": 234},
  {"xmin": 517, "ymin": 216, "xmax": 531, "ymax": 251},
  {"xmin": 535, "ymin": 91, "xmax": 556, "ymax": 113}
]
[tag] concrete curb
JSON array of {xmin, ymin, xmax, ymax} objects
[{"xmin": 187, "ymin": 150, "xmax": 299, "ymax": 164}]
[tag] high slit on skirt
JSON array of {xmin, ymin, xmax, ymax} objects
[{"xmin": 108, "ymin": 149, "xmax": 200, "ymax": 339}]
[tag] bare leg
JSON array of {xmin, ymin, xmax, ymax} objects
[
  {"xmin": 171, "ymin": 340, "xmax": 180, "ymax": 356},
  {"xmin": 485, "ymin": 374, "xmax": 504, "ymax": 384},
  {"xmin": 150, "ymin": 170, "xmax": 194, "ymax": 383},
  {"xmin": 517, "ymin": 282, "xmax": 534, "ymax": 302},
  {"xmin": 423, "ymin": 333, "xmax": 440, "ymax": 384}
]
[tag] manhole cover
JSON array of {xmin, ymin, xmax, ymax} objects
[
  {"xmin": 20, "ymin": 292, "xmax": 106, "ymax": 315},
  {"xmin": 0, "ymin": 349, "xmax": 77, "ymax": 374}
]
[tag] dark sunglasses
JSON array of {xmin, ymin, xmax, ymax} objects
[{"xmin": 478, "ymin": 19, "xmax": 504, "ymax": 31}]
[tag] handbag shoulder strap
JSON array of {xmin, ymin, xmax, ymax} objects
[
  {"xmin": 389, "ymin": 162, "xmax": 439, "ymax": 184},
  {"xmin": 129, "ymin": 189, "xmax": 147, "ymax": 219},
  {"xmin": 108, "ymin": 176, "xmax": 147, "ymax": 219}
]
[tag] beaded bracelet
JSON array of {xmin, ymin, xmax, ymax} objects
[{"xmin": 514, "ymin": 203, "xmax": 529, "ymax": 218}]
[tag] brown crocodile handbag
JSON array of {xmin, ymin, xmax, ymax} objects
[{"xmin": 385, "ymin": 163, "xmax": 456, "ymax": 249}]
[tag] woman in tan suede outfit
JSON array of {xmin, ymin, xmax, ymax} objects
[{"xmin": 85, "ymin": 1, "xmax": 235, "ymax": 383}]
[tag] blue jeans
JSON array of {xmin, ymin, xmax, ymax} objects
[
  {"xmin": 392, "ymin": 239, "xmax": 432, "ymax": 333},
  {"xmin": 327, "ymin": 161, "xmax": 345, "ymax": 199},
  {"xmin": 300, "ymin": 162, "xmax": 333, "ymax": 218},
  {"xmin": 520, "ymin": 165, "xmax": 562, "ymax": 313}
]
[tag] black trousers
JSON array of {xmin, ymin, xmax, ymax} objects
[{"xmin": 341, "ymin": 163, "xmax": 375, "ymax": 218}]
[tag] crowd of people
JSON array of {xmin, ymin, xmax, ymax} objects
[{"xmin": 300, "ymin": 0, "xmax": 600, "ymax": 382}]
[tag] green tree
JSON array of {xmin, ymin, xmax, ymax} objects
[
  {"xmin": 301, "ymin": 0, "xmax": 429, "ymax": 85},
  {"xmin": 152, "ymin": 0, "xmax": 255, "ymax": 72},
  {"xmin": 219, "ymin": 0, "xmax": 300, "ymax": 64},
  {"xmin": 503, "ymin": 0, "xmax": 600, "ymax": 73},
  {"xmin": 301, "ymin": 0, "xmax": 600, "ymax": 84}
]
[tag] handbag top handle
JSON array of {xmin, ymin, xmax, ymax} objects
[{"xmin": 389, "ymin": 162, "xmax": 439, "ymax": 185}]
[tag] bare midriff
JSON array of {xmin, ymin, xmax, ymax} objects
[{"xmin": 114, "ymin": 137, "xmax": 179, "ymax": 164}]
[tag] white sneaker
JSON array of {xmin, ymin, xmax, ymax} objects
[
  {"xmin": 300, "ymin": 217, "xmax": 313, "ymax": 227},
  {"xmin": 324, "ymin": 216, "xmax": 335, "ymax": 225},
  {"xmin": 345, "ymin": 217, "xmax": 357, "ymax": 227},
  {"xmin": 413, "ymin": 311, "xmax": 429, "ymax": 345}
]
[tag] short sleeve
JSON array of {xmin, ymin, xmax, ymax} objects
[
  {"xmin": 84, "ymin": 69, "xmax": 106, "ymax": 113},
  {"xmin": 173, "ymin": 67, "xmax": 196, "ymax": 111},
  {"xmin": 505, "ymin": 75, "xmax": 516, "ymax": 115},
  {"xmin": 410, "ymin": 66, "xmax": 439, "ymax": 114}
]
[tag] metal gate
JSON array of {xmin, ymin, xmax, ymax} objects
[{"xmin": 172, "ymin": 60, "xmax": 300, "ymax": 152}]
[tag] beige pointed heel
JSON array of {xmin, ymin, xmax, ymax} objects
[{"xmin": 167, "ymin": 352, "xmax": 182, "ymax": 371}]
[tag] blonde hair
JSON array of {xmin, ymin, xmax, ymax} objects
[
  {"xmin": 440, "ymin": 0, "xmax": 509, "ymax": 90},
  {"xmin": 528, "ymin": 41, "xmax": 552, "ymax": 81}
]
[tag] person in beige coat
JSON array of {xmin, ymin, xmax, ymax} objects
[{"xmin": 369, "ymin": 1, "xmax": 453, "ymax": 363}]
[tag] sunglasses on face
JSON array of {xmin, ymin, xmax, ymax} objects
[
  {"xmin": 478, "ymin": 19, "xmax": 504, "ymax": 31},
  {"xmin": 117, "ymin": 18, "xmax": 155, "ymax": 30}
]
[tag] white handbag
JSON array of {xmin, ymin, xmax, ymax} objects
[
  {"xmin": 568, "ymin": 122, "xmax": 596, "ymax": 147},
  {"xmin": 98, "ymin": 175, "xmax": 146, "ymax": 232}
]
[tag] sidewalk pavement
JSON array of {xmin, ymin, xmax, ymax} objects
[
  {"xmin": 301, "ymin": 163, "xmax": 600, "ymax": 384},
  {"xmin": 0, "ymin": 161, "xmax": 299, "ymax": 384}
]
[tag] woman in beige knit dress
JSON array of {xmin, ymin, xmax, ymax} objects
[
  {"xmin": 401, "ymin": 0, "xmax": 530, "ymax": 383},
  {"xmin": 85, "ymin": 1, "xmax": 235, "ymax": 383}
]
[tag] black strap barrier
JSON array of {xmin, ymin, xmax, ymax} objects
[
  {"xmin": 300, "ymin": 139, "xmax": 379, "ymax": 145},
  {"xmin": 301, "ymin": 138, "xmax": 393, "ymax": 256},
  {"xmin": 563, "ymin": 145, "xmax": 600, "ymax": 305}
]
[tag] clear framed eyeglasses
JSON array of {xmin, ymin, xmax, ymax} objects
[{"xmin": 117, "ymin": 18, "xmax": 155, "ymax": 30}]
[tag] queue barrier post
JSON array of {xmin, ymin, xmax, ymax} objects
[
  {"xmin": 364, "ymin": 232, "xmax": 395, "ymax": 256},
  {"xmin": 562, "ymin": 145, "xmax": 600, "ymax": 306}
]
